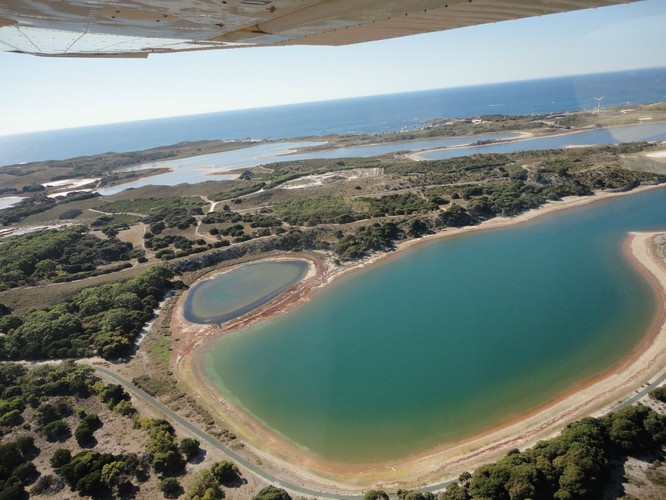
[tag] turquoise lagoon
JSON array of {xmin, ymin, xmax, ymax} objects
[{"xmin": 201, "ymin": 188, "xmax": 666, "ymax": 463}]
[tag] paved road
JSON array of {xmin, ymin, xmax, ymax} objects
[
  {"xmin": 612, "ymin": 369, "xmax": 666, "ymax": 411},
  {"xmin": 93, "ymin": 366, "xmax": 363, "ymax": 499}
]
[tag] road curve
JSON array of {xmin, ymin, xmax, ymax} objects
[
  {"xmin": 93, "ymin": 362, "xmax": 666, "ymax": 499},
  {"xmin": 93, "ymin": 365, "xmax": 363, "ymax": 499}
]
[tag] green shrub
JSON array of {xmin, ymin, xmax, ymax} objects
[
  {"xmin": 161, "ymin": 477, "xmax": 182, "ymax": 497},
  {"xmin": 75, "ymin": 423, "xmax": 94, "ymax": 446},
  {"xmin": 152, "ymin": 450, "xmax": 184, "ymax": 476},
  {"xmin": 650, "ymin": 385, "xmax": 666, "ymax": 403},
  {"xmin": 42, "ymin": 420, "xmax": 69, "ymax": 442},
  {"xmin": 253, "ymin": 485, "xmax": 292, "ymax": 500},
  {"xmin": 13, "ymin": 461, "xmax": 38, "ymax": 485},
  {"xmin": 210, "ymin": 460, "xmax": 239, "ymax": 484},
  {"xmin": 178, "ymin": 438, "xmax": 200, "ymax": 461},
  {"xmin": 50, "ymin": 448, "xmax": 71, "ymax": 469}
]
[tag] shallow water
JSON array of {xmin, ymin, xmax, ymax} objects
[
  {"xmin": 419, "ymin": 122, "xmax": 666, "ymax": 160},
  {"xmin": 0, "ymin": 196, "xmax": 25, "ymax": 210},
  {"xmin": 202, "ymin": 188, "xmax": 666, "ymax": 462},
  {"xmin": 184, "ymin": 260, "xmax": 309, "ymax": 325},
  {"xmin": 97, "ymin": 141, "xmax": 323, "ymax": 195},
  {"xmin": 99, "ymin": 122, "xmax": 666, "ymax": 196}
]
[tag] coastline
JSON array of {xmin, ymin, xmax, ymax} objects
[{"xmin": 171, "ymin": 184, "xmax": 666, "ymax": 492}]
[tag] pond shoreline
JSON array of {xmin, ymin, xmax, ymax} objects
[{"xmin": 171, "ymin": 184, "xmax": 666, "ymax": 493}]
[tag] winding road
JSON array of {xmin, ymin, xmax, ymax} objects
[
  {"xmin": 93, "ymin": 365, "xmax": 364, "ymax": 499},
  {"xmin": 92, "ymin": 358, "xmax": 666, "ymax": 499}
]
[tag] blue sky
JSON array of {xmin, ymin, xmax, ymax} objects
[{"xmin": 1, "ymin": 0, "xmax": 665, "ymax": 136}]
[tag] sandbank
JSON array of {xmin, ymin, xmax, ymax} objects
[{"xmin": 171, "ymin": 184, "xmax": 666, "ymax": 493}]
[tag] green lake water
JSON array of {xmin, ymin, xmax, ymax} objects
[
  {"xmin": 183, "ymin": 260, "xmax": 309, "ymax": 324},
  {"xmin": 201, "ymin": 188, "xmax": 666, "ymax": 463}
]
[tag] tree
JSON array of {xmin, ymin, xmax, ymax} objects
[
  {"xmin": 75, "ymin": 423, "xmax": 95, "ymax": 446},
  {"xmin": 440, "ymin": 483, "xmax": 470, "ymax": 500},
  {"xmin": 0, "ymin": 408, "xmax": 22, "ymax": 426},
  {"xmin": 33, "ymin": 259, "xmax": 57, "ymax": 279},
  {"xmin": 101, "ymin": 460, "xmax": 131, "ymax": 493},
  {"xmin": 13, "ymin": 461, "xmax": 39, "ymax": 485},
  {"xmin": 0, "ymin": 476, "xmax": 26, "ymax": 500},
  {"xmin": 436, "ymin": 203, "xmax": 474, "ymax": 227},
  {"xmin": 185, "ymin": 469, "xmax": 222, "ymax": 500},
  {"xmin": 407, "ymin": 218, "xmax": 428, "ymax": 237},
  {"xmin": 650, "ymin": 385, "xmax": 666, "ymax": 403},
  {"xmin": 161, "ymin": 477, "xmax": 183, "ymax": 498},
  {"xmin": 210, "ymin": 460, "xmax": 240, "ymax": 484},
  {"xmin": 50, "ymin": 449, "xmax": 71, "ymax": 469},
  {"xmin": 13, "ymin": 436, "xmax": 35, "ymax": 455},
  {"xmin": 364, "ymin": 490, "xmax": 389, "ymax": 500},
  {"xmin": 253, "ymin": 485, "xmax": 292, "ymax": 500},
  {"xmin": 42, "ymin": 420, "xmax": 69, "ymax": 442},
  {"xmin": 152, "ymin": 450, "xmax": 184, "ymax": 476},
  {"xmin": 99, "ymin": 384, "xmax": 128, "ymax": 408},
  {"xmin": 179, "ymin": 438, "xmax": 201, "ymax": 461}
]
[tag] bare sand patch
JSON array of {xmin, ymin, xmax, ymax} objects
[{"xmin": 647, "ymin": 150, "xmax": 666, "ymax": 159}]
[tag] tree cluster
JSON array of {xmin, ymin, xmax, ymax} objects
[
  {"xmin": 364, "ymin": 193, "xmax": 439, "ymax": 217},
  {"xmin": 101, "ymin": 196, "xmax": 205, "ymax": 232},
  {"xmin": 0, "ymin": 225, "xmax": 134, "ymax": 289},
  {"xmin": 0, "ymin": 192, "xmax": 99, "ymax": 227},
  {"xmin": 0, "ymin": 436, "xmax": 40, "ymax": 499},
  {"xmin": 439, "ymin": 405, "xmax": 666, "ymax": 500},
  {"xmin": 334, "ymin": 222, "xmax": 403, "ymax": 261},
  {"xmin": 0, "ymin": 266, "xmax": 173, "ymax": 360},
  {"xmin": 274, "ymin": 195, "xmax": 365, "ymax": 226}
]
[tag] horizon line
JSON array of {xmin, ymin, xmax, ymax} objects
[{"xmin": 2, "ymin": 65, "xmax": 664, "ymax": 138}]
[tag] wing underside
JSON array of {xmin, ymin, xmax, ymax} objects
[{"xmin": 0, "ymin": 0, "xmax": 640, "ymax": 57}]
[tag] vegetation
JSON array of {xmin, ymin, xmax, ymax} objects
[
  {"xmin": 0, "ymin": 360, "xmax": 247, "ymax": 498},
  {"xmin": 436, "ymin": 404, "xmax": 666, "ymax": 500},
  {"xmin": 179, "ymin": 438, "xmax": 201, "ymax": 461},
  {"xmin": 0, "ymin": 192, "xmax": 99, "ymax": 226},
  {"xmin": 99, "ymin": 196, "xmax": 207, "ymax": 233},
  {"xmin": 1, "ymin": 109, "xmax": 665, "ymax": 499},
  {"xmin": 365, "ymin": 193, "xmax": 439, "ymax": 217},
  {"xmin": 365, "ymin": 490, "xmax": 390, "ymax": 500},
  {"xmin": 0, "ymin": 225, "xmax": 134, "ymax": 289},
  {"xmin": 210, "ymin": 460, "xmax": 240, "ymax": 484},
  {"xmin": 0, "ymin": 265, "xmax": 173, "ymax": 360},
  {"xmin": 185, "ymin": 468, "xmax": 223, "ymax": 499},
  {"xmin": 650, "ymin": 385, "xmax": 666, "ymax": 403},
  {"xmin": 161, "ymin": 476, "xmax": 183, "ymax": 497},
  {"xmin": 0, "ymin": 438, "xmax": 39, "ymax": 499},
  {"xmin": 335, "ymin": 222, "xmax": 403, "ymax": 260},
  {"xmin": 253, "ymin": 485, "xmax": 292, "ymax": 500},
  {"xmin": 209, "ymin": 182, "xmax": 266, "ymax": 201},
  {"xmin": 274, "ymin": 195, "xmax": 365, "ymax": 225}
]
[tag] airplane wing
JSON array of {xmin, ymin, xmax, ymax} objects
[{"xmin": 0, "ymin": 0, "xmax": 640, "ymax": 58}]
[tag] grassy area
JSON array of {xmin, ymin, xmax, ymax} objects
[{"xmin": 149, "ymin": 335, "xmax": 174, "ymax": 367}]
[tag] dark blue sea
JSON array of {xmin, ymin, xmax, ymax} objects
[{"xmin": 1, "ymin": 67, "xmax": 664, "ymax": 168}]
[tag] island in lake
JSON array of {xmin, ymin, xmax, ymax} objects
[{"xmin": 2, "ymin": 102, "xmax": 666, "ymax": 498}]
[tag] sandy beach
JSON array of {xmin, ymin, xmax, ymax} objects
[{"xmin": 171, "ymin": 184, "xmax": 666, "ymax": 493}]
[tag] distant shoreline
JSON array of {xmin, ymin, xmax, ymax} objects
[{"xmin": 171, "ymin": 184, "xmax": 666, "ymax": 492}]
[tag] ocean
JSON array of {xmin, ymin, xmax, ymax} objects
[{"xmin": 1, "ymin": 67, "xmax": 665, "ymax": 168}]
